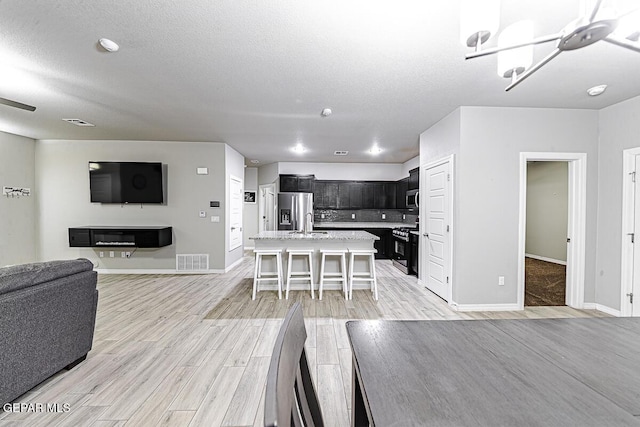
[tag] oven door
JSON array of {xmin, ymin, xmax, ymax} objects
[{"xmin": 392, "ymin": 236, "xmax": 410, "ymax": 274}]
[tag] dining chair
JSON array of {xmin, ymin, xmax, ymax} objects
[{"xmin": 264, "ymin": 302, "xmax": 324, "ymax": 427}]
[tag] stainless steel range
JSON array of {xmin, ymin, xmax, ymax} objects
[{"xmin": 391, "ymin": 227, "xmax": 415, "ymax": 275}]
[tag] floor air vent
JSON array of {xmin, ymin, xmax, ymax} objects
[{"xmin": 176, "ymin": 254, "xmax": 209, "ymax": 272}]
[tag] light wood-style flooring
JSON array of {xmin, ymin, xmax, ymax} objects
[{"xmin": 0, "ymin": 255, "xmax": 608, "ymax": 427}]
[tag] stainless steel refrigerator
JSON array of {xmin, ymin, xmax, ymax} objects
[{"xmin": 277, "ymin": 192, "xmax": 313, "ymax": 231}]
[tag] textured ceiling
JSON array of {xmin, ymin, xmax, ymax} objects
[{"xmin": 0, "ymin": 0, "xmax": 639, "ymax": 165}]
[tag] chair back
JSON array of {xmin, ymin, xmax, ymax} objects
[{"xmin": 264, "ymin": 302, "xmax": 324, "ymax": 427}]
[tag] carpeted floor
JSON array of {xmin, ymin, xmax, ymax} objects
[{"xmin": 525, "ymin": 257, "xmax": 566, "ymax": 306}]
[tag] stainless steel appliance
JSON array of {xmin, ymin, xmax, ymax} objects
[
  {"xmin": 406, "ymin": 189, "xmax": 419, "ymax": 209},
  {"xmin": 277, "ymin": 192, "xmax": 314, "ymax": 232},
  {"xmin": 392, "ymin": 227, "xmax": 414, "ymax": 274}
]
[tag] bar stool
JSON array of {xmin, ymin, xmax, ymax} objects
[
  {"xmin": 285, "ymin": 249, "xmax": 315, "ymax": 300},
  {"xmin": 318, "ymin": 249, "xmax": 348, "ymax": 300},
  {"xmin": 252, "ymin": 249, "xmax": 283, "ymax": 300},
  {"xmin": 348, "ymin": 249, "xmax": 378, "ymax": 301}
]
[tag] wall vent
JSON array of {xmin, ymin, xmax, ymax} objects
[
  {"xmin": 62, "ymin": 118, "xmax": 95, "ymax": 127},
  {"xmin": 176, "ymin": 254, "xmax": 209, "ymax": 272},
  {"xmin": 334, "ymin": 150, "xmax": 349, "ymax": 156}
]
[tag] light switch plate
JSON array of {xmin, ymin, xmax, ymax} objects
[
  {"xmin": 199, "ymin": 211, "xmax": 206, "ymax": 218},
  {"xmin": 211, "ymin": 216, "xmax": 220, "ymax": 223},
  {"xmin": 196, "ymin": 167, "xmax": 209, "ymax": 175}
]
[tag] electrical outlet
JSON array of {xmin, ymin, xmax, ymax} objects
[
  {"xmin": 125, "ymin": 252, "xmax": 131, "ymax": 258},
  {"xmin": 121, "ymin": 252, "xmax": 126, "ymax": 258},
  {"xmin": 99, "ymin": 251, "xmax": 104, "ymax": 258},
  {"xmin": 321, "ymin": 213, "xmax": 325, "ymax": 219},
  {"xmin": 498, "ymin": 276, "xmax": 505, "ymax": 286},
  {"xmin": 109, "ymin": 251, "xmax": 115, "ymax": 258},
  {"xmin": 403, "ymin": 214, "xmax": 406, "ymax": 220},
  {"xmin": 382, "ymin": 213, "xmax": 386, "ymax": 220},
  {"xmin": 351, "ymin": 213, "xmax": 356, "ymax": 219}
]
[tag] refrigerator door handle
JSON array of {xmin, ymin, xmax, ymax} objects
[{"xmin": 291, "ymin": 196, "xmax": 297, "ymax": 231}]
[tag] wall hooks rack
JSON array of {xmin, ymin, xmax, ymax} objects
[{"xmin": 3, "ymin": 186, "xmax": 31, "ymax": 197}]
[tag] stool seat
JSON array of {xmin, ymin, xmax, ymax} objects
[
  {"xmin": 253, "ymin": 249, "xmax": 284, "ymax": 300},
  {"xmin": 319, "ymin": 249, "xmax": 348, "ymax": 300},
  {"xmin": 285, "ymin": 249, "xmax": 315, "ymax": 299},
  {"xmin": 348, "ymin": 249, "xmax": 378, "ymax": 301}
]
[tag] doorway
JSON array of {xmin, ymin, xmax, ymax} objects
[
  {"xmin": 259, "ymin": 183, "xmax": 276, "ymax": 232},
  {"xmin": 524, "ymin": 161, "xmax": 568, "ymax": 306},
  {"xmin": 517, "ymin": 152, "xmax": 587, "ymax": 310}
]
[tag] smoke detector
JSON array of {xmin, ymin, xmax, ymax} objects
[
  {"xmin": 321, "ymin": 108, "xmax": 332, "ymax": 117},
  {"xmin": 99, "ymin": 38, "xmax": 119, "ymax": 52}
]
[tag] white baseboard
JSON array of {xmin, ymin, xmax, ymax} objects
[
  {"xmin": 451, "ymin": 303, "xmax": 521, "ymax": 312},
  {"xmin": 224, "ymin": 257, "xmax": 244, "ymax": 273},
  {"xmin": 594, "ymin": 303, "xmax": 621, "ymax": 317},
  {"xmin": 95, "ymin": 268, "xmax": 219, "ymax": 275},
  {"xmin": 525, "ymin": 253, "xmax": 567, "ymax": 266}
]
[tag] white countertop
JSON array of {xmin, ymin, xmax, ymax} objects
[
  {"xmin": 314, "ymin": 222, "xmax": 415, "ymax": 229},
  {"xmin": 249, "ymin": 230, "xmax": 379, "ymax": 240}
]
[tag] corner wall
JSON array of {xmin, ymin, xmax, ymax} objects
[{"xmin": 0, "ymin": 131, "xmax": 36, "ymax": 266}]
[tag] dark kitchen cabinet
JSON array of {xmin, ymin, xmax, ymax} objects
[
  {"xmin": 373, "ymin": 182, "xmax": 396, "ymax": 209},
  {"xmin": 338, "ymin": 182, "xmax": 350, "ymax": 209},
  {"xmin": 349, "ymin": 182, "xmax": 363, "ymax": 209},
  {"xmin": 279, "ymin": 174, "xmax": 315, "ymax": 193},
  {"xmin": 362, "ymin": 183, "xmax": 375, "ymax": 208},
  {"xmin": 408, "ymin": 167, "xmax": 419, "ymax": 190},
  {"xmin": 396, "ymin": 177, "xmax": 409, "ymax": 209},
  {"xmin": 324, "ymin": 182, "xmax": 339, "ymax": 209},
  {"xmin": 313, "ymin": 181, "xmax": 325, "ymax": 208}
]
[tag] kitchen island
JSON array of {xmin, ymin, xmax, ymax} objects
[{"xmin": 249, "ymin": 230, "xmax": 379, "ymax": 292}]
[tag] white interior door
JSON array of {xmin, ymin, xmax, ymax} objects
[
  {"xmin": 259, "ymin": 183, "xmax": 276, "ymax": 232},
  {"xmin": 631, "ymin": 155, "xmax": 640, "ymax": 315},
  {"xmin": 423, "ymin": 160, "xmax": 451, "ymax": 301},
  {"xmin": 229, "ymin": 175, "xmax": 243, "ymax": 251}
]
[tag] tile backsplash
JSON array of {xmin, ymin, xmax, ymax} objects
[{"xmin": 315, "ymin": 209, "xmax": 418, "ymax": 224}]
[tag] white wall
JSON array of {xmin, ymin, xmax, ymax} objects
[
  {"xmin": 596, "ymin": 94, "xmax": 640, "ymax": 310},
  {"xmin": 0, "ymin": 131, "xmax": 36, "ymax": 266},
  {"xmin": 225, "ymin": 145, "xmax": 246, "ymax": 267},
  {"xmin": 258, "ymin": 162, "xmax": 279, "ymax": 185},
  {"xmin": 525, "ymin": 161, "xmax": 568, "ymax": 263},
  {"xmin": 243, "ymin": 167, "xmax": 259, "ymax": 248},
  {"xmin": 277, "ymin": 162, "xmax": 406, "ymax": 181},
  {"xmin": 456, "ymin": 106, "xmax": 599, "ymax": 306},
  {"xmin": 401, "ymin": 156, "xmax": 420, "ymax": 176},
  {"xmin": 35, "ymin": 140, "xmax": 234, "ymax": 271}
]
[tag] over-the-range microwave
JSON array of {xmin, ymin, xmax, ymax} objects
[{"xmin": 406, "ymin": 189, "xmax": 419, "ymax": 208}]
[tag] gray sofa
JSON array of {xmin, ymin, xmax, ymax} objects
[{"xmin": 0, "ymin": 259, "xmax": 98, "ymax": 405}]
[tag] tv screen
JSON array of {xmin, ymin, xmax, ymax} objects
[{"xmin": 89, "ymin": 161, "xmax": 164, "ymax": 204}]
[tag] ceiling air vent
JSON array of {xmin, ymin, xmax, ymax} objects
[
  {"xmin": 62, "ymin": 118, "xmax": 95, "ymax": 127},
  {"xmin": 334, "ymin": 151, "xmax": 349, "ymax": 156}
]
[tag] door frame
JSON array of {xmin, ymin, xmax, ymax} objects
[
  {"xmin": 228, "ymin": 174, "xmax": 243, "ymax": 251},
  {"xmin": 619, "ymin": 147, "xmax": 640, "ymax": 316},
  {"xmin": 420, "ymin": 154, "xmax": 455, "ymax": 305},
  {"xmin": 517, "ymin": 152, "xmax": 587, "ymax": 310}
]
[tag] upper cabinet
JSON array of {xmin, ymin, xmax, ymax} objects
[
  {"xmin": 408, "ymin": 167, "xmax": 419, "ymax": 190},
  {"xmin": 313, "ymin": 180, "xmax": 397, "ymax": 210},
  {"xmin": 396, "ymin": 177, "xmax": 409, "ymax": 209},
  {"xmin": 280, "ymin": 174, "xmax": 315, "ymax": 193}
]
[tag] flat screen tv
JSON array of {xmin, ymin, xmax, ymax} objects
[{"xmin": 89, "ymin": 161, "xmax": 164, "ymax": 204}]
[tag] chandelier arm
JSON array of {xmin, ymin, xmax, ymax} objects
[
  {"xmin": 465, "ymin": 33, "xmax": 562, "ymax": 60},
  {"xmin": 588, "ymin": 0, "xmax": 604, "ymax": 23},
  {"xmin": 604, "ymin": 35, "xmax": 640, "ymax": 53},
  {"xmin": 505, "ymin": 48, "xmax": 562, "ymax": 91}
]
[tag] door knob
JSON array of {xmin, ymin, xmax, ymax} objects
[{"xmin": 423, "ymin": 233, "xmax": 429, "ymax": 238}]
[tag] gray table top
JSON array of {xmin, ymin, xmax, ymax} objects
[{"xmin": 346, "ymin": 318, "xmax": 640, "ymax": 427}]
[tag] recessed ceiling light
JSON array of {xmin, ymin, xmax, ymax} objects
[
  {"xmin": 98, "ymin": 38, "xmax": 119, "ymax": 52},
  {"xmin": 587, "ymin": 84, "xmax": 607, "ymax": 96},
  {"xmin": 369, "ymin": 145, "xmax": 383, "ymax": 155},
  {"xmin": 321, "ymin": 108, "xmax": 332, "ymax": 117},
  {"xmin": 62, "ymin": 118, "xmax": 95, "ymax": 127},
  {"xmin": 291, "ymin": 143, "xmax": 306, "ymax": 154},
  {"xmin": 250, "ymin": 159, "xmax": 260, "ymax": 164}
]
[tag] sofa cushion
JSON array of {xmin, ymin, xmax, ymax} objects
[{"xmin": 0, "ymin": 259, "xmax": 94, "ymax": 297}]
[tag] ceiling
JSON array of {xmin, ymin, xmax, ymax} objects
[{"xmin": 1, "ymin": 0, "xmax": 639, "ymax": 165}]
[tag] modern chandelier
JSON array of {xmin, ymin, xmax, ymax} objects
[{"xmin": 461, "ymin": 0, "xmax": 640, "ymax": 91}]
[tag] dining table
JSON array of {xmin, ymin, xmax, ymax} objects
[{"xmin": 346, "ymin": 317, "xmax": 640, "ymax": 426}]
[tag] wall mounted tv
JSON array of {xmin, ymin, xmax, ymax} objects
[{"xmin": 89, "ymin": 161, "xmax": 164, "ymax": 204}]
